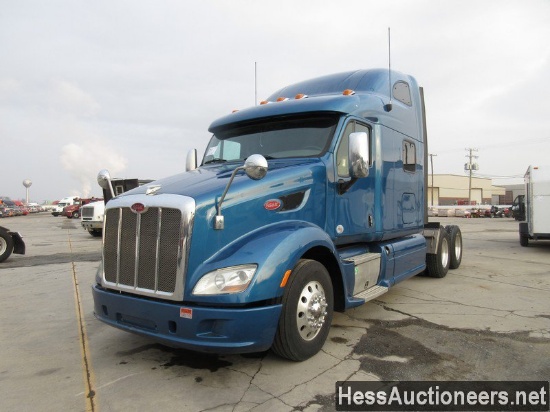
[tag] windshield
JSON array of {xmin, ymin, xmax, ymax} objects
[{"xmin": 203, "ymin": 114, "xmax": 339, "ymax": 164}]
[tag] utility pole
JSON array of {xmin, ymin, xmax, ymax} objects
[
  {"xmin": 465, "ymin": 148, "xmax": 479, "ymax": 205},
  {"xmin": 429, "ymin": 153, "xmax": 437, "ymax": 206}
]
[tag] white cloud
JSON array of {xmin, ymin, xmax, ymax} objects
[{"xmin": 60, "ymin": 139, "xmax": 127, "ymax": 198}]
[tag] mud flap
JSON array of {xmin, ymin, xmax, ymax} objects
[{"xmin": 9, "ymin": 232, "xmax": 25, "ymax": 255}]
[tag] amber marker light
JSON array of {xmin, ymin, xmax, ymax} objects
[
  {"xmin": 294, "ymin": 93, "xmax": 308, "ymax": 100},
  {"xmin": 280, "ymin": 270, "xmax": 292, "ymax": 287},
  {"xmin": 343, "ymin": 89, "xmax": 356, "ymax": 96}
]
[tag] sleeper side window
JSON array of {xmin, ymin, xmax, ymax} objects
[{"xmin": 402, "ymin": 140, "xmax": 416, "ymax": 173}]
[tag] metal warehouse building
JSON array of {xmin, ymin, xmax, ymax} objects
[{"xmin": 427, "ymin": 174, "xmax": 505, "ymax": 206}]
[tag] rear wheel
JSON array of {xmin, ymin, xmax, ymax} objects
[
  {"xmin": 519, "ymin": 222, "xmax": 529, "ymax": 247},
  {"xmin": 0, "ymin": 230, "xmax": 14, "ymax": 263},
  {"xmin": 426, "ymin": 229, "xmax": 450, "ymax": 278},
  {"xmin": 272, "ymin": 259, "xmax": 333, "ymax": 361},
  {"xmin": 446, "ymin": 225, "xmax": 463, "ymax": 269},
  {"xmin": 520, "ymin": 234, "xmax": 529, "ymax": 247}
]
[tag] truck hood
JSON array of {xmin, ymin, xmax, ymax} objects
[
  {"xmin": 114, "ymin": 158, "xmax": 328, "ymax": 284},
  {"xmin": 118, "ymin": 158, "xmax": 322, "ymax": 202}
]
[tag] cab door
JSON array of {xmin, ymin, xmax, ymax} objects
[{"xmin": 333, "ymin": 119, "xmax": 377, "ymax": 244}]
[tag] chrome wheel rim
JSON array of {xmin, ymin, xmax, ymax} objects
[
  {"xmin": 441, "ymin": 237, "xmax": 450, "ymax": 268},
  {"xmin": 0, "ymin": 237, "xmax": 7, "ymax": 255},
  {"xmin": 296, "ymin": 280, "xmax": 327, "ymax": 341},
  {"xmin": 454, "ymin": 233, "xmax": 462, "ymax": 259}
]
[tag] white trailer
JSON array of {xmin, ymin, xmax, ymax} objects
[{"xmin": 519, "ymin": 165, "xmax": 550, "ymax": 246}]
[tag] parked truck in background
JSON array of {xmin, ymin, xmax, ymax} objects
[
  {"xmin": 81, "ymin": 201, "xmax": 106, "ymax": 237},
  {"xmin": 80, "ymin": 178, "xmax": 153, "ymax": 237},
  {"xmin": 52, "ymin": 196, "xmax": 79, "ymax": 217},
  {"xmin": 92, "ymin": 69, "xmax": 463, "ymax": 361},
  {"xmin": 519, "ymin": 165, "xmax": 550, "ymax": 246},
  {"xmin": 63, "ymin": 197, "xmax": 102, "ymax": 219}
]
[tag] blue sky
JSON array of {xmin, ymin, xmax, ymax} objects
[{"xmin": 1, "ymin": 0, "xmax": 549, "ymax": 202}]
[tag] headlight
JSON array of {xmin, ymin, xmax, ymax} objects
[{"xmin": 193, "ymin": 265, "xmax": 257, "ymax": 295}]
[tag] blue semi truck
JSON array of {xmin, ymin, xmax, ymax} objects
[{"xmin": 93, "ymin": 69, "xmax": 462, "ymax": 361}]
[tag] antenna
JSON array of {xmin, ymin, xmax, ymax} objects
[
  {"xmin": 385, "ymin": 27, "xmax": 393, "ymax": 112},
  {"xmin": 255, "ymin": 61, "xmax": 258, "ymax": 106}
]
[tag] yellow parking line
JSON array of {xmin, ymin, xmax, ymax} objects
[{"xmin": 69, "ymin": 233, "xmax": 97, "ymax": 412}]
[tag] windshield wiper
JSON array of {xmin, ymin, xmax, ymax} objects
[{"xmin": 203, "ymin": 158, "xmax": 228, "ymax": 165}]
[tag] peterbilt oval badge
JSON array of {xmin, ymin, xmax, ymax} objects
[
  {"xmin": 264, "ymin": 199, "xmax": 282, "ymax": 211},
  {"xmin": 130, "ymin": 203, "xmax": 147, "ymax": 213}
]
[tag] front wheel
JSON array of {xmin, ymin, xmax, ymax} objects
[
  {"xmin": 0, "ymin": 230, "xmax": 14, "ymax": 263},
  {"xmin": 72, "ymin": 211, "xmax": 80, "ymax": 219},
  {"xmin": 272, "ymin": 259, "xmax": 334, "ymax": 361}
]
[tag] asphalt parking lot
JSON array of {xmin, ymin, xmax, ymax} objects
[{"xmin": 0, "ymin": 214, "xmax": 549, "ymax": 411}]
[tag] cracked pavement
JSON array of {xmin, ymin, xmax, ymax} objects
[{"xmin": 0, "ymin": 215, "xmax": 548, "ymax": 411}]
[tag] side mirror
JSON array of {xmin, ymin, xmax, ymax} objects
[
  {"xmin": 215, "ymin": 154, "xmax": 268, "ymax": 230},
  {"xmin": 349, "ymin": 132, "xmax": 369, "ymax": 178},
  {"xmin": 186, "ymin": 149, "xmax": 197, "ymax": 171},
  {"xmin": 97, "ymin": 169, "xmax": 115, "ymax": 198}
]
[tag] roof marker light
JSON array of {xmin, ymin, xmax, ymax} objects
[
  {"xmin": 295, "ymin": 93, "xmax": 308, "ymax": 100},
  {"xmin": 276, "ymin": 97, "xmax": 289, "ymax": 102},
  {"xmin": 232, "ymin": 109, "xmax": 239, "ymax": 113},
  {"xmin": 260, "ymin": 100, "xmax": 270, "ymax": 105},
  {"xmin": 343, "ymin": 89, "xmax": 356, "ymax": 96}
]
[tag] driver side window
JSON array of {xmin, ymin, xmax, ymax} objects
[{"xmin": 336, "ymin": 121, "xmax": 369, "ymax": 178}]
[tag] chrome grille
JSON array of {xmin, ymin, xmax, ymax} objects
[
  {"xmin": 102, "ymin": 195, "xmax": 194, "ymax": 301},
  {"xmin": 81, "ymin": 207, "xmax": 94, "ymax": 218}
]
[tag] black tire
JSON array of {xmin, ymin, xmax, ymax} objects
[
  {"xmin": 0, "ymin": 230, "xmax": 14, "ymax": 263},
  {"xmin": 520, "ymin": 234, "xmax": 529, "ymax": 247},
  {"xmin": 446, "ymin": 225, "xmax": 463, "ymax": 269},
  {"xmin": 72, "ymin": 211, "xmax": 80, "ymax": 219},
  {"xmin": 272, "ymin": 259, "xmax": 334, "ymax": 361},
  {"xmin": 426, "ymin": 229, "xmax": 450, "ymax": 278},
  {"xmin": 89, "ymin": 229, "xmax": 102, "ymax": 237},
  {"xmin": 519, "ymin": 222, "xmax": 529, "ymax": 247}
]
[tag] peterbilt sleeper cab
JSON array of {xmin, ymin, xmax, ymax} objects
[{"xmin": 92, "ymin": 69, "xmax": 462, "ymax": 361}]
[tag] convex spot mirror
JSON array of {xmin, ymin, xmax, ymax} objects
[
  {"xmin": 244, "ymin": 154, "xmax": 268, "ymax": 180},
  {"xmin": 349, "ymin": 132, "xmax": 369, "ymax": 178}
]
